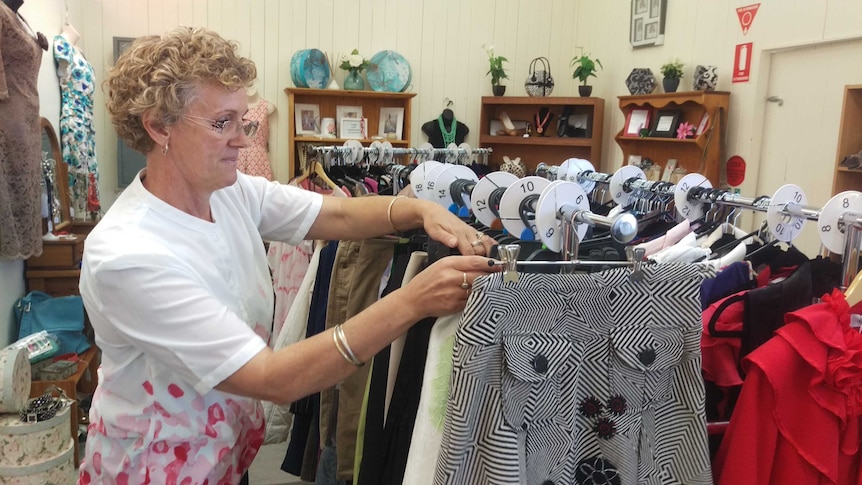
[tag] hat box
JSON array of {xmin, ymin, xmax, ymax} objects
[
  {"xmin": 0, "ymin": 405, "xmax": 75, "ymax": 483},
  {"xmin": 0, "ymin": 348, "xmax": 30, "ymax": 414}
]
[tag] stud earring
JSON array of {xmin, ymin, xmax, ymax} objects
[{"xmin": 161, "ymin": 140, "xmax": 170, "ymax": 155}]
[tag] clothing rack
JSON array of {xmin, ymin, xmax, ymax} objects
[
  {"xmin": 543, "ymin": 165, "xmax": 862, "ymax": 284},
  {"xmin": 305, "ymin": 143, "xmax": 492, "ymax": 165}
]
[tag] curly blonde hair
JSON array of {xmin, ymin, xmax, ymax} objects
[{"xmin": 104, "ymin": 27, "xmax": 257, "ymax": 153}]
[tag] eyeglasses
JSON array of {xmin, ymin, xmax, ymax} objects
[{"xmin": 183, "ymin": 115, "xmax": 259, "ymax": 138}]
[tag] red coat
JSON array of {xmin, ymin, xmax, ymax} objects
[{"xmin": 713, "ymin": 290, "xmax": 862, "ymax": 484}]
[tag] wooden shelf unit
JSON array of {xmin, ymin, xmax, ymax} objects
[
  {"xmin": 615, "ymin": 91, "xmax": 729, "ymax": 185},
  {"xmin": 478, "ymin": 96, "xmax": 604, "ymax": 173},
  {"xmin": 285, "ymin": 88, "xmax": 416, "ymax": 177},
  {"xmin": 832, "ymin": 85, "xmax": 862, "ymax": 195}
]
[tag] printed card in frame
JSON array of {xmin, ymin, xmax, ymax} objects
[
  {"xmin": 295, "ymin": 103, "xmax": 320, "ymax": 135},
  {"xmin": 340, "ymin": 117, "xmax": 368, "ymax": 140},
  {"xmin": 336, "ymin": 105, "xmax": 363, "ymax": 124},
  {"xmin": 624, "ymin": 108, "xmax": 651, "ymax": 136},
  {"xmin": 378, "ymin": 107, "xmax": 404, "ymax": 140}
]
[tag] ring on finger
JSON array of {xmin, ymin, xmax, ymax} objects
[
  {"xmin": 475, "ymin": 231, "xmax": 485, "ymax": 240},
  {"xmin": 470, "ymin": 240, "xmax": 483, "ymax": 247},
  {"xmin": 460, "ymin": 272, "xmax": 471, "ymax": 289}
]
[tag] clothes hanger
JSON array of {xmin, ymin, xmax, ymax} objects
[
  {"xmin": 294, "ymin": 151, "xmax": 339, "ymax": 192},
  {"xmin": 845, "ymin": 270, "xmax": 862, "ymax": 308}
]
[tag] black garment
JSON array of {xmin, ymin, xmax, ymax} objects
[
  {"xmin": 281, "ymin": 241, "xmax": 339, "ymax": 477},
  {"xmin": 357, "ymin": 244, "xmax": 412, "ymax": 485},
  {"xmin": 360, "ymin": 317, "xmax": 436, "ymax": 485},
  {"xmin": 421, "ymin": 109, "xmax": 469, "ymax": 148},
  {"xmin": 741, "ymin": 258, "xmax": 841, "ymax": 359}
]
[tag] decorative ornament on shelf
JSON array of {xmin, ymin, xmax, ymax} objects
[
  {"xmin": 340, "ymin": 49, "xmax": 369, "ymax": 91},
  {"xmin": 660, "ymin": 58, "xmax": 684, "ymax": 93},
  {"xmin": 483, "ymin": 44, "xmax": 509, "ymax": 96},
  {"xmin": 290, "ymin": 48, "xmax": 331, "ymax": 89},
  {"xmin": 676, "ymin": 121, "xmax": 695, "ymax": 139},
  {"xmin": 570, "ymin": 49, "xmax": 602, "ymax": 97},
  {"xmin": 366, "ymin": 50, "xmax": 412, "ymax": 92},
  {"xmin": 693, "ymin": 65, "xmax": 718, "ymax": 91},
  {"xmin": 625, "ymin": 68, "xmax": 657, "ymax": 95}
]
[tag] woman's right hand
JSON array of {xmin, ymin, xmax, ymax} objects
[{"xmin": 398, "ymin": 255, "xmax": 501, "ymax": 319}]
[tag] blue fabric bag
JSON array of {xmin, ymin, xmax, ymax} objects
[{"xmin": 14, "ymin": 291, "xmax": 90, "ymax": 357}]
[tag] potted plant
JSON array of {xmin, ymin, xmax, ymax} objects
[
  {"xmin": 660, "ymin": 58, "xmax": 684, "ymax": 93},
  {"xmin": 570, "ymin": 51, "xmax": 603, "ymax": 97},
  {"xmin": 483, "ymin": 44, "xmax": 509, "ymax": 96},
  {"xmin": 339, "ymin": 49, "xmax": 369, "ymax": 91}
]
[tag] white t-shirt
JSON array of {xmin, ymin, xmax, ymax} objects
[{"xmin": 78, "ymin": 171, "xmax": 322, "ymax": 484}]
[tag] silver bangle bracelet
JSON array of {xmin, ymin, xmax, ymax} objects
[{"xmin": 334, "ymin": 324, "xmax": 364, "ymax": 367}]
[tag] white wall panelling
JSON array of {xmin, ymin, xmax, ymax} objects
[{"xmin": 7, "ymin": 0, "xmax": 862, "ymax": 345}]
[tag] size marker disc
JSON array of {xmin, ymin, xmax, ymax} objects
[
  {"xmin": 767, "ymin": 184, "xmax": 807, "ymax": 242},
  {"xmin": 471, "ymin": 171, "xmax": 518, "ymax": 229},
  {"xmin": 431, "ymin": 164, "xmax": 479, "ymax": 209},
  {"xmin": 535, "ymin": 181, "xmax": 590, "ymax": 252},
  {"xmin": 419, "ymin": 163, "xmax": 451, "ymax": 202},
  {"xmin": 409, "ymin": 160, "xmax": 442, "ymax": 200},
  {"xmin": 609, "ymin": 165, "xmax": 646, "ymax": 207},
  {"xmin": 343, "ymin": 139, "xmax": 364, "ymax": 165},
  {"xmin": 674, "ymin": 173, "xmax": 712, "ymax": 221},
  {"xmin": 499, "ymin": 176, "xmax": 551, "ymax": 240},
  {"xmin": 818, "ymin": 191, "xmax": 862, "ymax": 254},
  {"xmin": 559, "ymin": 158, "xmax": 596, "ymax": 192}
]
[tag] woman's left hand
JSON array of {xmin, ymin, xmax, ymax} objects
[{"xmin": 423, "ymin": 204, "xmax": 495, "ymax": 256}]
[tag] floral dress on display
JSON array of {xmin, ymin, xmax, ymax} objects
[{"xmin": 54, "ymin": 35, "xmax": 99, "ymax": 219}]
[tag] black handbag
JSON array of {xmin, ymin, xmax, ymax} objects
[{"xmin": 525, "ymin": 57, "xmax": 554, "ymax": 97}]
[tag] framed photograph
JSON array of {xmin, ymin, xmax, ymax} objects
[
  {"xmin": 644, "ymin": 21, "xmax": 659, "ymax": 40},
  {"xmin": 336, "ymin": 105, "xmax": 363, "ymax": 124},
  {"xmin": 378, "ymin": 107, "xmax": 405, "ymax": 140},
  {"xmin": 624, "ymin": 108, "xmax": 651, "ymax": 136},
  {"xmin": 295, "ymin": 103, "xmax": 320, "ymax": 135},
  {"xmin": 631, "ymin": 0, "xmax": 666, "ymax": 48},
  {"xmin": 650, "ymin": 109, "xmax": 681, "ymax": 137},
  {"xmin": 696, "ymin": 111, "xmax": 710, "ymax": 136},
  {"xmin": 340, "ymin": 117, "xmax": 368, "ymax": 140}
]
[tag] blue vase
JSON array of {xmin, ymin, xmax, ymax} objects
[{"xmin": 343, "ymin": 71, "xmax": 365, "ymax": 90}]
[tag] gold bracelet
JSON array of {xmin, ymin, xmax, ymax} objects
[
  {"xmin": 387, "ymin": 196, "xmax": 407, "ymax": 233},
  {"xmin": 333, "ymin": 324, "xmax": 364, "ymax": 367}
]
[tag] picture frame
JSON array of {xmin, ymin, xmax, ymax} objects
[
  {"xmin": 378, "ymin": 107, "xmax": 405, "ymax": 140},
  {"xmin": 631, "ymin": 0, "xmax": 666, "ymax": 48},
  {"xmin": 650, "ymin": 109, "xmax": 681, "ymax": 138},
  {"xmin": 696, "ymin": 111, "xmax": 710, "ymax": 136},
  {"xmin": 624, "ymin": 108, "xmax": 652, "ymax": 136},
  {"xmin": 336, "ymin": 105, "xmax": 363, "ymax": 125},
  {"xmin": 295, "ymin": 103, "xmax": 320, "ymax": 135},
  {"xmin": 340, "ymin": 117, "xmax": 368, "ymax": 140}
]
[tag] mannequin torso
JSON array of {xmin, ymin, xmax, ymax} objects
[{"xmin": 422, "ymin": 109, "xmax": 469, "ymax": 148}]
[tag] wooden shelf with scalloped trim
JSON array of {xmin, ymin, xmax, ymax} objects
[{"xmin": 615, "ymin": 91, "xmax": 729, "ymax": 185}]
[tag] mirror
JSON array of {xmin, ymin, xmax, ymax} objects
[{"xmin": 40, "ymin": 117, "xmax": 72, "ymax": 233}]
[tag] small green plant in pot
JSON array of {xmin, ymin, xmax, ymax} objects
[
  {"xmin": 660, "ymin": 58, "xmax": 684, "ymax": 93},
  {"xmin": 570, "ymin": 51, "xmax": 603, "ymax": 97},
  {"xmin": 483, "ymin": 44, "xmax": 509, "ymax": 96}
]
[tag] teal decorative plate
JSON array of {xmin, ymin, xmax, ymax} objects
[
  {"xmin": 366, "ymin": 50, "xmax": 411, "ymax": 92},
  {"xmin": 290, "ymin": 49, "xmax": 331, "ymax": 89}
]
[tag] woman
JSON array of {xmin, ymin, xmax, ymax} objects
[{"xmin": 79, "ymin": 27, "xmax": 497, "ymax": 484}]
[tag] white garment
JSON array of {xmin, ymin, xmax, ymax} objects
[
  {"xmin": 402, "ymin": 312, "xmax": 462, "ymax": 485},
  {"xmin": 78, "ymin": 170, "xmax": 322, "ymax": 482},
  {"xmin": 649, "ymin": 232, "xmax": 711, "ymax": 264},
  {"xmin": 263, "ymin": 241, "xmax": 324, "ymax": 444}
]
